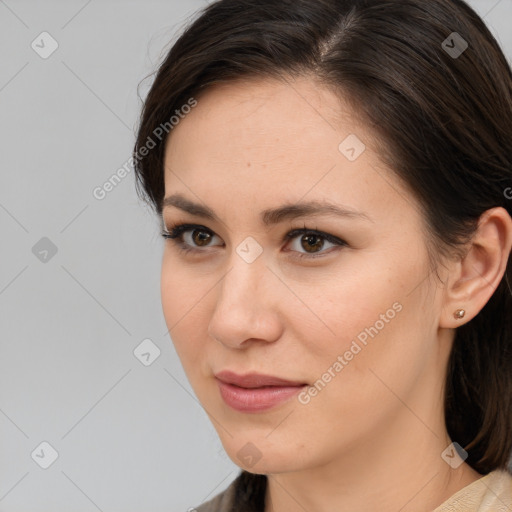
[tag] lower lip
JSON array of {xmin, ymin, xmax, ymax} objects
[{"xmin": 216, "ymin": 379, "xmax": 306, "ymax": 413}]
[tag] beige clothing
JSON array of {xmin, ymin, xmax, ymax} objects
[
  {"xmin": 432, "ymin": 469, "xmax": 512, "ymax": 511},
  {"xmin": 194, "ymin": 469, "xmax": 512, "ymax": 512}
]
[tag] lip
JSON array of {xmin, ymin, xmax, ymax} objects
[
  {"xmin": 215, "ymin": 371, "xmax": 307, "ymax": 413},
  {"xmin": 215, "ymin": 370, "xmax": 306, "ymax": 388}
]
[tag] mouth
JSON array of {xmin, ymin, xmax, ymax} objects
[{"xmin": 214, "ymin": 370, "xmax": 308, "ymax": 413}]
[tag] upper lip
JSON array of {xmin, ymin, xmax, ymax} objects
[{"xmin": 215, "ymin": 370, "xmax": 307, "ymax": 388}]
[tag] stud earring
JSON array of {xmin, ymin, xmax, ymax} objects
[{"xmin": 453, "ymin": 309, "xmax": 466, "ymax": 319}]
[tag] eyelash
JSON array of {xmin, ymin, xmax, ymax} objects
[{"xmin": 160, "ymin": 223, "xmax": 348, "ymax": 260}]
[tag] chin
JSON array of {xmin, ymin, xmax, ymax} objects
[{"xmin": 217, "ymin": 432, "xmax": 312, "ymax": 475}]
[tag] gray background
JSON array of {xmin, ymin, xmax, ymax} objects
[{"xmin": 0, "ymin": 1, "xmax": 510, "ymax": 510}]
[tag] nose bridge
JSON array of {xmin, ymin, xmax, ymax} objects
[
  {"xmin": 217, "ymin": 249, "xmax": 267, "ymax": 315},
  {"xmin": 208, "ymin": 248, "xmax": 280, "ymax": 346}
]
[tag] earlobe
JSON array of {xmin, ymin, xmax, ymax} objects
[
  {"xmin": 439, "ymin": 207, "xmax": 512, "ymax": 328},
  {"xmin": 453, "ymin": 309, "xmax": 465, "ymax": 320}
]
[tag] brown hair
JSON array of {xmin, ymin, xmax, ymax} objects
[{"xmin": 133, "ymin": 0, "xmax": 512, "ymax": 476}]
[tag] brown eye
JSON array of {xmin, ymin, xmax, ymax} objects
[
  {"xmin": 301, "ymin": 234, "xmax": 324, "ymax": 253},
  {"xmin": 161, "ymin": 224, "xmax": 223, "ymax": 251},
  {"xmin": 285, "ymin": 227, "xmax": 347, "ymax": 260},
  {"xmin": 192, "ymin": 229, "xmax": 212, "ymax": 246},
  {"xmin": 162, "ymin": 223, "xmax": 346, "ymax": 259}
]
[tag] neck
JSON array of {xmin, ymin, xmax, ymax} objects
[{"xmin": 264, "ymin": 407, "xmax": 482, "ymax": 512}]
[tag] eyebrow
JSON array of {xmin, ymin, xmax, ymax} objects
[{"xmin": 161, "ymin": 193, "xmax": 373, "ymax": 226}]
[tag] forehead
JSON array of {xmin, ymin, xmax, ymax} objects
[
  {"xmin": 168, "ymin": 76, "xmax": 357, "ymax": 147},
  {"xmin": 162, "ymin": 77, "xmax": 415, "ymax": 227},
  {"xmin": 165, "ymin": 77, "xmax": 365, "ymax": 177}
]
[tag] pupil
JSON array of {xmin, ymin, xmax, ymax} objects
[
  {"xmin": 303, "ymin": 234, "xmax": 322, "ymax": 253},
  {"xmin": 194, "ymin": 230, "xmax": 211, "ymax": 246}
]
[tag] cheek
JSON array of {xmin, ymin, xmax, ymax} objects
[
  {"xmin": 160, "ymin": 250, "xmax": 209, "ymax": 322},
  {"xmin": 294, "ymin": 254, "xmax": 434, "ymax": 400},
  {"xmin": 160, "ymin": 254, "xmax": 209, "ymax": 370},
  {"xmin": 288, "ymin": 307, "xmax": 429, "ymax": 465},
  {"xmin": 286, "ymin": 263, "xmax": 402, "ymax": 359}
]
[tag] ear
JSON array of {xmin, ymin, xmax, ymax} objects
[{"xmin": 439, "ymin": 207, "xmax": 512, "ymax": 328}]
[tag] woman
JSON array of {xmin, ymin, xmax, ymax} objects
[{"xmin": 133, "ymin": 0, "xmax": 512, "ymax": 510}]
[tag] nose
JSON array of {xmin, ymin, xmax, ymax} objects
[{"xmin": 207, "ymin": 253, "xmax": 283, "ymax": 349}]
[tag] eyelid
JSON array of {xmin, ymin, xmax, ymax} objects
[
  {"xmin": 162, "ymin": 223, "xmax": 224, "ymax": 245},
  {"xmin": 161, "ymin": 222, "xmax": 347, "ymax": 258},
  {"xmin": 283, "ymin": 227, "xmax": 346, "ymax": 247}
]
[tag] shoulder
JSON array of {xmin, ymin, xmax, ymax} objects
[{"xmin": 433, "ymin": 469, "xmax": 512, "ymax": 512}]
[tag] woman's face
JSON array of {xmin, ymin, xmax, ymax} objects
[{"xmin": 161, "ymin": 76, "xmax": 452, "ymax": 474}]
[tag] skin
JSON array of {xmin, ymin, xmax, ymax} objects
[{"xmin": 160, "ymin": 76, "xmax": 512, "ymax": 512}]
